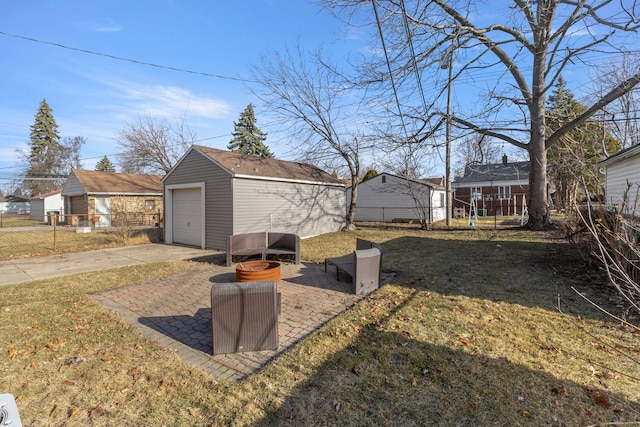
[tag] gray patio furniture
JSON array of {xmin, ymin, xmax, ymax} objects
[
  {"xmin": 226, "ymin": 232, "xmax": 300, "ymax": 266},
  {"xmin": 210, "ymin": 280, "xmax": 280, "ymax": 354},
  {"xmin": 325, "ymin": 238, "xmax": 383, "ymax": 295}
]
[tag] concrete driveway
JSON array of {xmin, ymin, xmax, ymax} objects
[{"xmin": 0, "ymin": 244, "xmax": 218, "ymax": 286}]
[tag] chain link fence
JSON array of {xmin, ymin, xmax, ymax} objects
[{"xmin": 0, "ymin": 211, "xmax": 163, "ymax": 261}]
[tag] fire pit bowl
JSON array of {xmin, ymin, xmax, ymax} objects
[{"xmin": 235, "ymin": 260, "xmax": 281, "ymax": 282}]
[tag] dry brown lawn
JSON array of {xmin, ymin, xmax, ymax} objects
[{"xmin": 1, "ymin": 225, "xmax": 639, "ymax": 426}]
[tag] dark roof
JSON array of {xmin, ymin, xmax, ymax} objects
[
  {"xmin": 598, "ymin": 143, "xmax": 640, "ymax": 167},
  {"xmin": 454, "ymin": 161, "xmax": 530, "ymax": 183},
  {"xmin": 192, "ymin": 145, "xmax": 345, "ymax": 185},
  {"xmin": 5, "ymin": 195, "xmax": 29, "ymax": 203},
  {"xmin": 72, "ymin": 169, "xmax": 163, "ymax": 194}
]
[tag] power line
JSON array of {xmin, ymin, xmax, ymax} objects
[
  {"xmin": 372, "ymin": 0, "xmax": 410, "ymax": 142},
  {"xmin": 0, "ymin": 31, "xmax": 255, "ymax": 83}
]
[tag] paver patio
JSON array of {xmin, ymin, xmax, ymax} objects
[{"xmin": 93, "ymin": 261, "xmax": 365, "ymax": 382}]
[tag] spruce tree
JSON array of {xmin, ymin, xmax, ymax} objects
[
  {"xmin": 25, "ymin": 99, "xmax": 63, "ymax": 195},
  {"xmin": 546, "ymin": 77, "xmax": 620, "ymax": 209},
  {"xmin": 95, "ymin": 155, "xmax": 116, "ymax": 172},
  {"xmin": 228, "ymin": 104, "xmax": 273, "ymax": 158}
]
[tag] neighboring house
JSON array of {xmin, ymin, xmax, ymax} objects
[
  {"xmin": 348, "ymin": 173, "xmax": 446, "ymax": 224},
  {"xmin": 30, "ymin": 189, "xmax": 64, "ymax": 222},
  {"xmin": 62, "ymin": 169, "xmax": 163, "ymax": 227},
  {"xmin": 4, "ymin": 195, "xmax": 30, "ymax": 214},
  {"xmin": 162, "ymin": 145, "xmax": 346, "ymax": 250},
  {"xmin": 599, "ymin": 143, "xmax": 640, "ymax": 216},
  {"xmin": 0, "ymin": 195, "xmax": 6, "ymax": 214},
  {"xmin": 453, "ymin": 155, "xmax": 530, "ymax": 216}
]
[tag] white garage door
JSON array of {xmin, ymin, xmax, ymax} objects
[{"xmin": 172, "ymin": 188, "xmax": 202, "ymax": 247}]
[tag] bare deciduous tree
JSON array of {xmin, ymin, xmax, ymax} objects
[
  {"xmin": 595, "ymin": 52, "xmax": 640, "ymax": 150},
  {"xmin": 453, "ymin": 134, "xmax": 502, "ymax": 178},
  {"xmin": 324, "ymin": 0, "xmax": 640, "ymax": 229},
  {"xmin": 116, "ymin": 116, "xmax": 195, "ymax": 174},
  {"xmin": 251, "ymin": 46, "xmax": 366, "ymax": 228}
]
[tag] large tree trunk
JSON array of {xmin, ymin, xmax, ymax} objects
[
  {"xmin": 528, "ymin": 138, "xmax": 549, "ymax": 229},
  {"xmin": 527, "ymin": 9, "xmax": 551, "ymax": 231}
]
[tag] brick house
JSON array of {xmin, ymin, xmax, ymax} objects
[
  {"xmin": 453, "ymin": 155, "xmax": 530, "ymax": 217},
  {"xmin": 61, "ymin": 169, "xmax": 163, "ymax": 227}
]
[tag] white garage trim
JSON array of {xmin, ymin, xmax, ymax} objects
[{"xmin": 165, "ymin": 183, "xmax": 205, "ymax": 249}]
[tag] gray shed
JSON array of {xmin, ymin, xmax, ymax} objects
[{"xmin": 163, "ymin": 145, "xmax": 347, "ymax": 250}]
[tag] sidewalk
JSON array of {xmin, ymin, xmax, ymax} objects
[{"xmin": 0, "ymin": 244, "xmax": 217, "ymax": 286}]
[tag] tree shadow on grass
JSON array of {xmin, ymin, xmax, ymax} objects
[
  {"xmin": 253, "ymin": 329, "xmax": 640, "ymax": 426},
  {"xmin": 250, "ymin": 287, "xmax": 640, "ymax": 426},
  {"xmin": 378, "ymin": 234, "xmax": 619, "ymax": 323}
]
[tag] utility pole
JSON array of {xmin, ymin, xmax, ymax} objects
[{"xmin": 444, "ymin": 32, "xmax": 455, "ymax": 226}]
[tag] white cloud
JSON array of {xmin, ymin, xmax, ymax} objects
[
  {"xmin": 120, "ymin": 84, "xmax": 232, "ymax": 119},
  {"xmin": 91, "ymin": 21, "xmax": 124, "ymax": 33}
]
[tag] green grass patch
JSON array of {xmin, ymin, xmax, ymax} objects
[{"xmin": 1, "ymin": 227, "xmax": 639, "ymax": 425}]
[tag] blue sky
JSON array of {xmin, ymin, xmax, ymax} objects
[
  {"xmin": 0, "ymin": 1, "xmax": 361, "ymax": 185},
  {"xmin": 2, "ymin": 2, "xmax": 638, "ymax": 190}
]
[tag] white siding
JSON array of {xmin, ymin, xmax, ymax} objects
[
  {"xmin": 604, "ymin": 154, "xmax": 640, "ymax": 216},
  {"xmin": 350, "ymin": 174, "xmax": 442, "ymax": 223},
  {"xmin": 233, "ymin": 178, "xmax": 346, "ymax": 238}
]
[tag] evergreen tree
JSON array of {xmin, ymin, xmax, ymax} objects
[
  {"xmin": 25, "ymin": 99, "xmax": 63, "ymax": 195},
  {"xmin": 362, "ymin": 169, "xmax": 378, "ymax": 181},
  {"xmin": 546, "ymin": 77, "xmax": 620, "ymax": 210},
  {"xmin": 228, "ymin": 104, "xmax": 273, "ymax": 158},
  {"xmin": 95, "ymin": 155, "xmax": 116, "ymax": 172}
]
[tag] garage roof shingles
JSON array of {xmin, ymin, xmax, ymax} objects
[
  {"xmin": 72, "ymin": 169, "xmax": 163, "ymax": 194},
  {"xmin": 194, "ymin": 145, "xmax": 345, "ymax": 185}
]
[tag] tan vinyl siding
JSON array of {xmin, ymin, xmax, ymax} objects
[
  {"xmin": 164, "ymin": 149, "xmax": 233, "ymax": 250},
  {"xmin": 233, "ymin": 178, "xmax": 345, "ymax": 238}
]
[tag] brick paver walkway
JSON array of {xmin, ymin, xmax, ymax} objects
[{"xmin": 93, "ymin": 261, "xmax": 363, "ymax": 382}]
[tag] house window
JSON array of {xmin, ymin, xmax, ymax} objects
[
  {"xmin": 381, "ymin": 176, "xmax": 386, "ymax": 184},
  {"xmin": 440, "ymin": 193, "xmax": 445, "ymax": 208},
  {"xmin": 144, "ymin": 200, "xmax": 156, "ymax": 212},
  {"xmin": 498, "ymin": 186, "xmax": 511, "ymax": 200},
  {"xmin": 471, "ymin": 187, "xmax": 482, "ymax": 200}
]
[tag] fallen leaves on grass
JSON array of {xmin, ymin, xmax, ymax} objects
[
  {"xmin": 590, "ymin": 390, "xmax": 611, "ymax": 408},
  {"xmin": 69, "ymin": 407, "xmax": 80, "ymax": 418},
  {"xmin": 457, "ymin": 335, "xmax": 471, "ymax": 346},
  {"xmin": 90, "ymin": 406, "xmax": 105, "ymax": 418},
  {"xmin": 7, "ymin": 347, "xmax": 19, "ymax": 359}
]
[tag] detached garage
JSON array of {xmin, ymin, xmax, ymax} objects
[{"xmin": 163, "ymin": 145, "xmax": 347, "ymax": 250}]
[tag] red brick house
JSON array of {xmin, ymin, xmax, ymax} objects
[{"xmin": 453, "ymin": 155, "xmax": 530, "ymax": 217}]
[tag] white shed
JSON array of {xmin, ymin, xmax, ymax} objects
[
  {"xmin": 599, "ymin": 144, "xmax": 640, "ymax": 216},
  {"xmin": 30, "ymin": 189, "xmax": 64, "ymax": 222},
  {"xmin": 348, "ymin": 173, "xmax": 446, "ymax": 224},
  {"xmin": 163, "ymin": 145, "xmax": 347, "ymax": 250}
]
